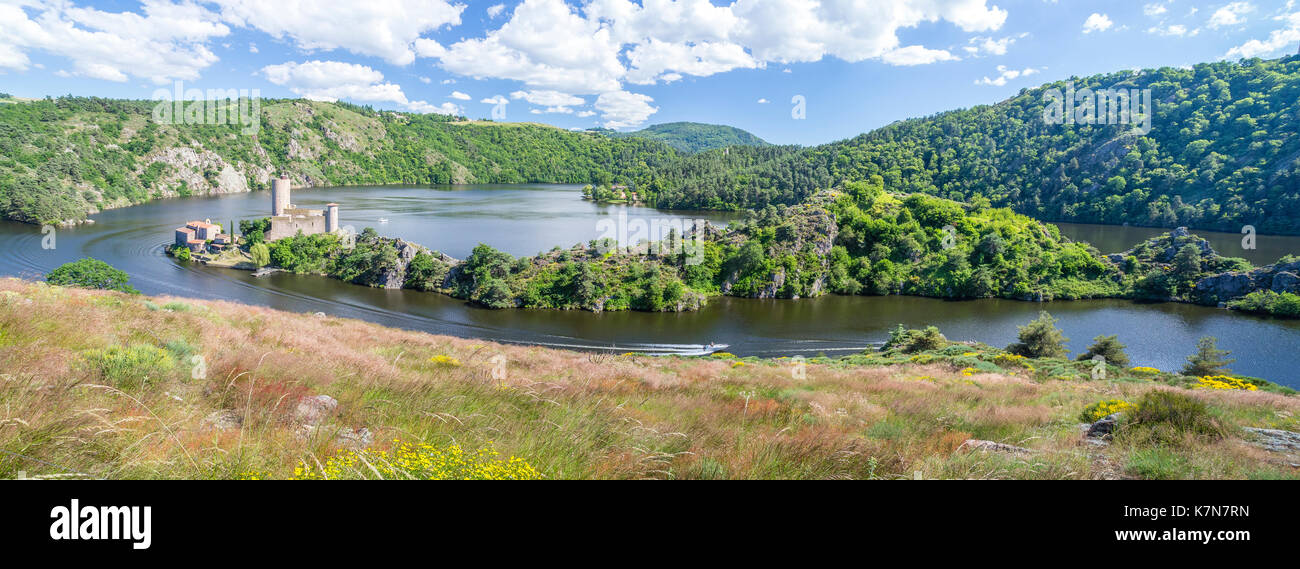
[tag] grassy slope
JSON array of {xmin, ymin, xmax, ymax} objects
[{"xmin": 1, "ymin": 278, "xmax": 1295, "ymax": 480}]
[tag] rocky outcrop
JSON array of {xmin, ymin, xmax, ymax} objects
[
  {"xmin": 1243, "ymin": 427, "xmax": 1300, "ymax": 454},
  {"xmin": 959, "ymin": 439, "xmax": 1034, "ymax": 454},
  {"xmin": 1192, "ymin": 259, "xmax": 1300, "ymax": 304}
]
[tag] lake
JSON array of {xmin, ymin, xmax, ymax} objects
[{"xmin": 2, "ymin": 184, "xmax": 1299, "ymax": 387}]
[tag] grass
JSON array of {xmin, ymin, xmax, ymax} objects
[{"xmin": 1, "ymin": 277, "xmax": 1298, "ymax": 480}]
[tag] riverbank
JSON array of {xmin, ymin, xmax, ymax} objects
[{"xmin": 1, "ymin": 278, "xmax": 1296, "ymax": 480}]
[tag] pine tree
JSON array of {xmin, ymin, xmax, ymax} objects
[
  {"xmin": 1181, "ymin": 336, "xmax": 1234, "ymax": 377},
  {"xmin": 1076, "ymin": 334, "xmax": 1129, "ymax": 367},
  {"xmin": 1006, "ymin": 311, "xmax": 1069, "ymax": 359}
]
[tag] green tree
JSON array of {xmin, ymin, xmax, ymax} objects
[
  {"xmin": 249, "ymin": 242, "xmax": 270, "ymax": 267},
  {"xmin": 1075, "ymin": 334, "xmax": 1129, "ymax": 367},
  {"xmin": 1006, "ymin": 311, "xmax": 1069, "ymax": 358},
  {"xmin": 1181, "ymin": 336, "xmax": 1235, "ymax": 377},
  {"xmin": 46, "ymin": 258, "xmax": 138, "ymax": 294}
]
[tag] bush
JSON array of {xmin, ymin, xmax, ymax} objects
[
  {"xmin": 887, "ymin": 325, "xmax": 947, "ymax": 353},
  {"xmin": 77, "ymin": 344, "xmax": 176, "ymax": 388},
  {"xmin": 1079, "ymin": 398, "xmax": 1133, "ymax": 423},
  {"xmin": 1075, "ymin": 334, "xmax": 1129, "ymax": 367},
  {"xmin": 1119, "ymin": 390, "xmax": 1227, "ymax": 446},
  {"xmin": 1006, "ymin": 311, "xmax": 1068, "ymax": 359},
  {"xmin": 46, "ymin": 258, "xmax": 138, "ymax": 294},
  {"xmin": 291, "ymin": 440, "xmax": 542, "ymax": 480}
]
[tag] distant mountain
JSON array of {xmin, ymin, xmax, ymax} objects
[{"xmin": 605, "ymin": 122, "xmax": 770, "ymax": 153}]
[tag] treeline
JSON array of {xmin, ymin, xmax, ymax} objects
[{"xmin": 626, "ymin": 56, "xmax": 1300, "ymax": 233}]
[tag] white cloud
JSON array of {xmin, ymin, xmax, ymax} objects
[
  {"xmin": 963, "ymin": 35, "xmax": 1016, "ymax": 56},
  {"xmin": 595, "ymin": 90, "xmax": 657, "ymax": 129},
  {"xmin": 880, "ymin": 45, "xmax": 958, "ymax": 66},
  {"xmin": 260, "ymin": 60, "xmax": 443, "ymax": 113},
  {"xmin": 1147, "ymin": 24, "xmax": 1195, "ymax": 37},
  {"xmin": 973, "ymin": 64, "xmax": 1039, "ymax": 86},
  {"xmin": 213, "ymin": 0, "xmax": 465, "ymax": 65},
  {"xmin": 481, "ymin": 94, "xmax": 510, "ymax": 105},
  {"xmin": 487, "ymin": 4, "xmax": 507, "ymax": 19},
  {"xmin": 1143, "ymin": 3, "xmax": 1169, "ymax": 17},
  {"xmin": 419, "ymin": 76, "xmax": 432, "ymax": 84},
  {"xmin": 757, "ymin": 98, "xmax": 769, "ymax": 104},
  {"xmin": 576, "ymin": 110, "xmax": 595, "ymax": 117},
  {"xmin": 1208, "ymin": 2, "xmax": 1254, "ymax": 29},
  {"xmin": 510, "ymin": 89, "xmax": 585, "ymax": 106},
  {"xmin": 449, "ymin": 91, "xmax": 471, "ymax": 100},
  {"xmin": 1083, "ymin": 13, "xmax": 1114, "ymax": 33},
  {"xmin": 1225, "ymin": 12, "xmax": 1300, "ymax": 58},
  {"xmin": 0, "ymin": 0, "xmax": 229, "ymax": 82},
  {"xmin": 249, "ymin": 42, "xmax": 259, "ymax": 53}
]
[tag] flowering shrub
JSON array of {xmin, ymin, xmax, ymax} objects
[
  {"xmin": 959, "ymin": 367, "xmax": 976, "ymax": 377},
  {"xmin": 992, "ymin": 353, "xmax": 1028, "ymax": 367},
  {"xmin": 429, "ymin": 354, "xmax": 461, "ymax": 367},
  {"xmin": 1130, "ymin": 366, "xmax": 1161, "ymax": 376},
  {"xmin": 1194, "ymin": 375, "xmax": 1257, "ymax": 391},
  {"xmin": 293, "ymin": 440, "xmax": 543, "ymax": 480},
  {"xmin": 1079, "ymin": 398, "xmax": 1133, "ymax": 423},
  {"xmin": 730, "ymin": 361, "xmax": 745, "ymax": 368},
  {"xmin": 711, "ymin": 352, "xmax": 737, "ymax": 359}
]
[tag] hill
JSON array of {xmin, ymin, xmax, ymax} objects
[
  {"xmin": 0, "ymin": 98, "xmax": 680, "ymax": 225},
  {"xmin": 603, "ymin": 121, "xmax": 770, "ymax": 153},
  {"xmin": 2, "ymin": 277, "xmax": 1295, "ymax": 479},
  {"xmin": 628, "ymin": 56, "xmax": 1300, "ymax": 234}
]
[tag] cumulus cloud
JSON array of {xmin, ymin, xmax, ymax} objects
[
  {"xmin": 260, "ymin": 60, "xmax": 444, "ymax": 113},
  {"xmin": 487, "ymin": 4, "xmax": 507, "ymax": 18},
  {"xmin": 1083, "ymin": 13, "xmax": 1114, "ymax": 33},
  {"xmin": 213, "ymin": 0, "xmax": 465, "ymax": 65},
  {"xmin": 595, "ymin": 90, "xmax": 657, "ymax": 129},
  {"xmin": 973, "ymin": 64, "xmax": 1039, "ymax": 86},
  {"xmin": 1147, "ymin": 23, "xmax": 1196, "ymax": 37},
  {"xmin": 1225, "ymin": 11, "xmax": 1300, "ymax": 58},
  {"xmin": 0, "ymin": 0, "xmax": 229, "ymax": 82},
  {"xmin": 1208, "ymin": 2, "xmax": 1254, "ymax": 29},
  {"xmin": 449, "ymin": 91, "xmax": 471, "ymax": 100},
  {"xmin": 880, "ymin": 45, "xmax": 958, "ymax": 66}
]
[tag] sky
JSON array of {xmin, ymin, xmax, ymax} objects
[{"xmin": 0, "ymin": 0, "xmax": 1298, "ymax": 145}]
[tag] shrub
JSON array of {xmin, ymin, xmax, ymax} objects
[
  {"xmin": 1006, "ymin": 311, "xmax": 1068, "ymax": 359},
  {"xmin": 291, "ymin": 440, "xmax": 542, "ymax": 480},
  {"xmin": 1193, "ymin": 375, "xmax": 1257, "ymax": 391},
  {"xmin": 1075, "ymin": 334, "xmax": 1129, "ymax": 367},
  {"xmin": 77, "ymin": 344, "xmax": 176, "ymax": 388},
  {"xmin": 1119, "ymin": 390, "xmax": 1227, "ymax": 446},
  {"xmin": 46, "ymin": 258, "xmax": 138, "ymax": 294},
  {"xmin": 891, "ymin": 325, "xmax": 946, "ymax": 353},
  {"xmin": 1079, "ymin": 398, "xmax": 1133, "ymax": 422}
]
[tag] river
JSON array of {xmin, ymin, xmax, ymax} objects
[{"xmin": 2, "ymin": 184, "xmax": 1299, "ymax": 387}]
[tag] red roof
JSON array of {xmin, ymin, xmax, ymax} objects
[
  {"xmin": 176, "ymin": 227, "xmax": 195, "ymax": 234},
  {"xmin": 187, "ymin": 220, "xmax": 217, "ymax": 229}
]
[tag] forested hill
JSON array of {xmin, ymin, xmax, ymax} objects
[
  {"xmin": 631, "ymin": 55, "xmax": 1300, "ymax": 234},
  {"xmin": 0, "ymin": 98, "xmax": 681, "ymax": 225},
  {"xmin": 601, "ymin": 121, "xmax": 770, "ymax": 153}
]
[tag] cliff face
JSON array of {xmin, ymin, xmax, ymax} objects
[
  {"xmin": 1193, "ymin": 259, "xmax": 1300, "ymax": 305},
  {"xmin": 719, "ymin": 203, "xmax": 837, "ymax": 299}
]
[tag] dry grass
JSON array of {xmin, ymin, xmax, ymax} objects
[{"xmin": 1, "ymin": 278, "xmax": 1297, "ymax": 480}]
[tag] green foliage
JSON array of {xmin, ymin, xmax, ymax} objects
[
  {"xmin": 1076, "ymin": 334, "xmax": 1130, "ymax": 367},
  {"xmin": 1181, "ymin": 336, "xmax": 1235, "ymax": 377},
  {"xmin": 249, "ymin": 242, "xmax": 270, "ymax": 267},
  {"xmin": 239, "ymin": 218, "xmax": 271, "ymax": 245},
  {"xmin": 76, "ymin": 344, "xmax": 175, "ymax": 388},
  {"xmin": 885, "ymin": 325, "xmax": 948, "ymax": 353},
  {"xmin": 1119, "ymin": 390, "xmax": 1228, "ymax": 447},
  {"xmin": 1227, "ymin": 290, "xmax": 1300, "ymax": 317},
  {"xmin": 603, "ymin": 121, "xmax": 769, "ymax": 153},
  {"xmin": 1006, "ymin": 311, "xmax": 1069, "ymax": 358},
  {"xmin": 46, "ymin": 258, "xmax": 138, "ymax": 294}
]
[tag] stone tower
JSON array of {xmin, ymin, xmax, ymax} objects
[
  {"xmin": 325, "ymin": 203, "xmax": 339, "ymax": 233},
  {"xmin": 272, "ymin": 175, "xmax": 290, "ymax": 216}
]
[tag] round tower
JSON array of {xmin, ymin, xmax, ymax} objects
[
  {"xmin": 325, "ymin": 203, "xmax": 339, "ymax": 233},
  {"xmin": 271, "ymin": 175, "xmax": 291, "ymax": 216}
]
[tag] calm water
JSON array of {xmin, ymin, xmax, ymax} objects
[{"xmin": 3, "ymin": 184, "xmax": 1300, "ymax": 387}]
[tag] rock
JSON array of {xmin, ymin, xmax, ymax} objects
[
  {"xmin": 296, "ymin": 424, "xmax": 374, "ymax": 449},
  {"xmin": 1086, "ymin": 413, "xmax": 1123, "ymax": 440},
  {"xmin": 959, "ymin": 439, "xmax": 1033, "ymax": 454},
  {"xmin": 1270, "ymin": 272, "xmax": 1300, "ymax": 293},
  {"xmin": 294, "ymin": 395, "xmax": 338, "ymax": 425},
  {"xmin": 1242, "ymin": 427, "xmax": 1300, "ymax": 453},
  {"xmin": 201, "ymin": 410, "xmax": 242, "ymax": 431}
]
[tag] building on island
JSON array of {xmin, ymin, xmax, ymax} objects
[
  {"xmin": 264, "ymin": 174, "xmax": 340, "ymax": 241},
  {"xmin": 174, "ymin": 219, "xmax": 226, "ymax": 254}
]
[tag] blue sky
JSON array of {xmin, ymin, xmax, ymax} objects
[{"xmin": 1, "ymin": 0, "xmax": 1298, "ymax": 145}]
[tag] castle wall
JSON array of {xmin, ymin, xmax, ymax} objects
[{"xmin": 265, "ymin": 215, "xmax": 326, "ymax": 241}]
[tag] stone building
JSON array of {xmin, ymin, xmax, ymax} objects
[{"xmin": 264, "ymin": 175, "xmax": 341, "ymax": 241}]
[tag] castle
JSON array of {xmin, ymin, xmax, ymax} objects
[
  {"xmin": 174, "ymin": 174, "xmax": 340, "ymax": 254},
  {"xmin": 263, "ymin": 175, "xmax": 339, "ymax": 241}
]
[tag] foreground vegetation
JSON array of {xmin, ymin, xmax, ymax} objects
[{"xmin": 1, "ymin": 278, "xmax": 1296, "ymax": 480}]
